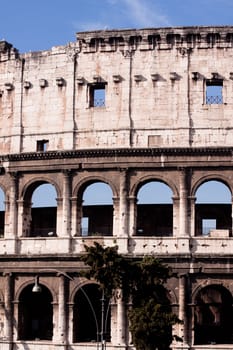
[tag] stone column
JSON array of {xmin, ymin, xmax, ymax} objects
[
  {"xmin": 4, "ymin": 273, "xmax": 13, "ymax": 343},
  {"xmin": 112, "ymin": 197, "xmax": 120, "ymax": 237},
  {"xmin": 56, "ymin": 197, "xmax": 63, "ymax": 236},
  {"xmin": 17, "ymin": 200, "xmax": 31, "ymax": 237},
  {"xmin": 5, "ymin": 173, "xmax": 18, "ymax": 239},
  {"xmin": 178, "ymin": 274, "xmax": 188, "ymax": 346},
  {"xmin": 128, "ymin": 196, "xmax": 137, "ymax": 237},
  {"xmin": 189, "ymin": 196, "xmax": 196, "ymax": 237},
  {"xmin": 71, "ymin": 197, "xmax": 78, "ymax": 236},
  {"xmin": 116, "ymin": 289, "xmax": 126, "ymax": 346},
  {"xmin": 179, "ymin": 169, "xmax": 188, "ymax": 237},
  {"xmin": 61, "ymin": 171, "xmax": 71, "ymax": 237},
  {"xmin": 118, "ymin": 169, "xmax": 129, "ymax": 237},
  {"xmin": 67, "ymin": 302, "xmax": 74, "ymax": 344},
  {"xmin": 172, "ymin": 196, "xmax": 179, "ymax": 237},
  {"xmin": 78, "ymin": 197, "xmax": 83, "ymax": 237},
  {"xmin": 58, "ymin": 275, "xmax": 66, "ymax": 343}
]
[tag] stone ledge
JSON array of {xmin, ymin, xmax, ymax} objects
[{"xmin": 2, "ymin": 146, "xmax": 233, "ymax": 162}]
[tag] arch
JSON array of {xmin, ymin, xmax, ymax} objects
[
  {"xmin": 196, "ymin": 181, "xmax": 231, "ymax": 204},
  {"xmin": 83, "ymin": 182, "xmax": 113, "ymax": 205},
  {"xmin": 137, "ymin": 181, "xmax": 173, "ymax": 204},
  {"xmin": 193, "ymin": 284, "xmax": 233, "ymax": 345},
  {"xmin": 192, "ymin": 280, "xmax": 232, "ymax": 302},
  {"xmin": 70, "ymin": 278, "xmax": 99, "ymax": 304},
  {"xmin": 193, "ymin": 178, "xmax": 232, "ymax": 236},
  {"xmin": 73, "ymin": 282, "xmax": 111, "ymax": 343},
  {"xmin": 74, "ymin": 177, "xmax": 115, "ymax": 237},
  {"xmin": 135, "ymin": 178, "xmax": 174, "ymax": 237},
  {"xmin": 130, "ymin": 175, "xmax": 178, "ymax": 199},
  {"xmin": 20, "ymin": 179, "xmax": 59, "ymax": 237},
  {"xmin": 15, "ymin": 278, "xmax": 57, "ymax": 303},
  {"xmin": 32, "ymin": 183, "xmax": 57, "ymax": 208},
  {"xmin": 191, "ymin": 174, "xmax": 232, "ymax": 198},
  {"xmin": 72, "ymin": 175, "xmax": 117, "ymax": 199},
  {"xmin": 18, "ymin": 282, "xmax": 53, "ymax": 341},
  {"xmin": 20, "ymin": 176, "xmax": 61, "ymax": 201}
]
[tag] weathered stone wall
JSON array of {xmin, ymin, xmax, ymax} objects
[
  {"xmin": 1, "ymin": 26, "xmax": 233, "ymax": 154},
  {"xmin": 1, "ymin": 27, "xmax": 233, "ymax": 350}
]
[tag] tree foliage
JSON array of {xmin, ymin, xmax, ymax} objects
[
  {"xmin": 81, "ymin": 242, "xmax": 181, "ymax": 350},
  {"xmin": 80, "ymin": 242, "xmax": 127, "ymax": 298}
]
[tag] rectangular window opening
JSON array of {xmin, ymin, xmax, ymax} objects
[
  {"xmin": 202, "ymin": 219, "xmax": 216, "ymax": 235},
  {"xmin": 37, "ymin": 140, "xmax": 49, "ymax": 152},
  {"xmin": 89, "ymin": 83, "xmax": 106, "ymax": 107},
  {"xmin": 206, "ymin": 80, "xmax": 223, "ymax": 104}
]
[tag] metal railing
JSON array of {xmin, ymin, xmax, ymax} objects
[
  {"xmin": 206, "ymin": 95, "xmax": 223, "ymax": 104},
  {"xmin": 94, "ymin": 98, "xmax": 105, "ymax": 107}
]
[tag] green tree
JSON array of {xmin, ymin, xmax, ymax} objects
[{"xmin": 81, "ymin": 242, "xmax": 181, "ymax": 350}]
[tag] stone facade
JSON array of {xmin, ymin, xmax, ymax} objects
[{"xmin": 0, "ymin": 26, "xmax": 233, "ymax": 349}]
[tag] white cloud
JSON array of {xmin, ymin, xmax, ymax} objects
[
  {"xmin": 72, "ymin": 21, "xmax": 109, "ymax": 32},
  {"xmin": 122, "ymin": 0, "xmax": 171, "ymax": 27},
  {"xmin": 72, "ymin": 0, "xmax": 171, "ymax": 33}
]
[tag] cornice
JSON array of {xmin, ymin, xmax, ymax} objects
[
  {"xmin": 2, "ymin": 147, "xmax": 233, "ymax": 162},
  {"xmin": 76, "ymin": 26, "xmax": 233, "ymax": 53}
]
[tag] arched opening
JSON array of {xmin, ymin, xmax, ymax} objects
[
  {"xmin": 195, "ymin": 180, "xmax": 232, "ymax": 236},
  {"xmin": 81, "ymin": 182, "xmax": 113, "ymax": 236},
  {"xmin": 136, "ymin": 181, "xmax": 173, "ymax": 236},
  {"xmin": 0, "ymin": 188, "xmax": 5, "ymax": 237},
  {"xmin": 194, "ymin": 285, "xmax": 233, "ymax": 345},
  {"xmin": 73, "ymin": 284, "xmax": 111, "ymax": 343},
  {"xmin": 23, "ymin": 182, "xmax": 57, "ymax": 237},
  {"xmin": 18, "ymin": 283, "xmax": 53, "ymax": 341}
]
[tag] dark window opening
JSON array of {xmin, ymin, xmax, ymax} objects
[
  {"xmin": 31, "ymin": 207, "xmax": 57, "ymax": 237},
  {"xmin": 81, "ymin": 182, "xmax": 113, "ymax": 236},
  {"xmin": 195, "ymin": 204, "xmax": 231, "ymax": 236},
  {"xmin": 37, "ymin": 140, "xmax": 48, "ymax": 152},
  {"xmin": 194, "ymin": 285, "xmax": 233, "ymax": 345},
  {"xmin": 24, "ymin": 183, "xmax": 57, "ymax": 237},
  {"xmin": 73, "ymin": 284, "xmax": 111, "ymax": 343},
  {"xmin": 136, "ymin": 181, "xmax": 173, "ymax": 237},
  {"xmin": 195, "ymin": 180, "xmax": 232, "ymax": 237},
  {"xmin": 18, "ymin": 284, "xmax": 53, "ymax": 341},
  {"xmin": 89, "ymin": 83, "xmax": 106, "ymax": 107},
  {"xmin": 137, "ymin": 204, "xmax": 173, "ymax": 236},
  {"xmin": 82, "ymin": 205, "xmax": 113, "ymax": 236},
  {"xmin": 206, "ymin": 80, "xmax": 223, "ymax": 104}
]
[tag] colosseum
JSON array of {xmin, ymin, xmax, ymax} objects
[{"xmin": 0, "ymin": 25, "xmax": 233, "ymax": 350}]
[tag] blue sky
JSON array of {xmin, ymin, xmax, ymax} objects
[
  {"xmin": 1, "ymin": 0, "xmax": 233, "ymax": 53},
  {"xmin": 0, "ymin": 0, "xmax": 231, "ymax": 206}
]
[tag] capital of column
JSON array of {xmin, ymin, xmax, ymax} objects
[
  {"xmin": 62, "ymin": 169, "xmax": 72, "ymax": 177},
  {"xmin": 172, "ymin": 196, "xmax": 179, "ymax": 204},
  {"xmin": 188, "ymin": 195, "xmax": 196, "ymax": 203},
  {"xmin": 112, "ymin": 196, "xmax": 120, "ymax": 205},
  {"xmin": 9, "ymin": 171, "xmax": 19, "ymax": 180},
  {"xmin": 3, "ymin": 272, "xmax": 12, "ymax": 277},
  {"xmin": 128, "ymin": 195, "xmax": 137, "ymax": 204},
  {"xmin": 56, "ymin": 197, "xmax": 63, "ymax": 205}
]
